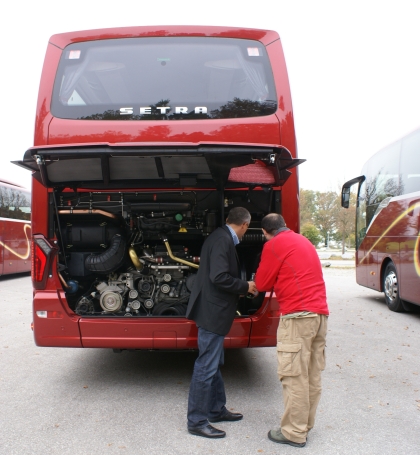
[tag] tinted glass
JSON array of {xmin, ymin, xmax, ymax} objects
[
  {"xmin": 362, "ymin": 142, "xmax": 402, "ymax": 228},
  {"xmin": 0, "ymin": 185, "xmax": 31, "ymax": 220},
  {"xmin": 356, "ymin": 180, "xmax": 367, "ymax": 248},
  {"xmin": 400, "ymin": 129, "xmax": 420, "ymax": 194},
  {"xmin": 51, "ymin": 37, "xmax": 277, "ymax": 120}
]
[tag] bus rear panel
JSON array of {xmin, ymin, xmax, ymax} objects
[{"xmin": 15, "ymin": 26, "xmax": 302, "ymax": 349}]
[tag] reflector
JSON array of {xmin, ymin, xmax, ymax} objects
[
  {"xmin": 31, "ymin": 235, "xmax": 57, "ymax": 289},
  {"xmin": 32, "ymin": 242, "xmax": 47, "ymax": 283}
]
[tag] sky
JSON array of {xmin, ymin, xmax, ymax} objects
[{"xmin": 2, "ymin": 0, "xmax": 420, "ymax": 193}]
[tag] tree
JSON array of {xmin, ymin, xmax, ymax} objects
[
  {"xmin": 313, "ymin": 191, "xmax": 339, "ymax": 246},
  {"xmin": 334, "ymin": 192, "xmax": 356, "ymax": 253},
  {"xmin": 299, "ymin": 189, "xmax": 317, "ymax": 225},
  {"xmin": 300, "ymin": 188, "xmax": 357, "ymax": 252},
  {"xmin": 301, "ymin": 223, "xmax": 322, "ymax": 246}
]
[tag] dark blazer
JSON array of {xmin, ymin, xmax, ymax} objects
[{"xmin": 186, "ymin": 225, "xmax": 249, "ymax": 336}]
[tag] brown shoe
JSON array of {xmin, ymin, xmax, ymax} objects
[{"xmin": 267, "ymin": 429, "xmax": 306, "ymax": 447}]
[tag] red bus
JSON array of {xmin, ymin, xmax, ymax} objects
[
  {"xmin": 0, "ymin": 179, "xmax": 31, "ymax": 276},
  {"xmin": 342, "ymin": 126, "xmax": 420, "ymax": 312},
  {"xmin": 14, "ymin": 26, "xmax": 304, "ymax": 349}
]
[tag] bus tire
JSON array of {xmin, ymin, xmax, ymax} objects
[{"xmin": 383, "ymin": 263, "xmax": 405, "ymax": 312}]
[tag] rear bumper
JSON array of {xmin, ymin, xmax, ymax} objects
[{"xmin": 32, "ymin": 291, "xmax": 279, "ymax": 349}]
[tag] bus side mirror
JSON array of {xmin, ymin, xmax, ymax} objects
[
  {"xmin": 341, "ymin": 175, "xmax": 366, "ymax": 209},
  {"xmin": 341, "ymin": 188, "xmax": 350, "ymax": 208}
]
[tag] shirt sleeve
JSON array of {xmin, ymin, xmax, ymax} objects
[{"xmin": 255, "ymin": 241, "xmax": 282, "ymax": 291}]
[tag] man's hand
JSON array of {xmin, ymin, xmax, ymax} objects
[{"xmin": 247, "ymin": 281, "xmax": 257, "ymax": 295}]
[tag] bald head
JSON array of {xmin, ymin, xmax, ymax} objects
[{"xmin": 261, "ymin": 213, "xmax": 286, "ymax": 235}]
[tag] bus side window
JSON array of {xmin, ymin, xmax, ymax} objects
[
  {"xmin": 401, "ymin": 129, "xmax": 420, "ymax": 195},
  {"xmin": 0, "ymin": 186, "xmax": 31, "ymax": 220},
  {"xmin": 356, "ymin": 181, "xmax": 367, "ymax": 248}
]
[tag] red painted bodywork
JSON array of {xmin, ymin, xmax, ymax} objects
[
  {"xmin": 0, "ymin": 181, "xmax": 31, "ymax": 276},
  {"xmin": 30, "ymin": 26, "xmax": 299, "ymax": 349},
  {"xmin": 356, "ymin": 193, "xmax": 420, "ymax": 305},
  {"xmin": 0, "ymin": 218, "xmax": 31, "ymax": 275}
]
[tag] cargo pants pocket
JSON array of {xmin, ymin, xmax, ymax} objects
[
  {"xmin": 276, "ymin": 343, "xmax": 302, "ymax": 379},
  {"xmin": 319, "ymin": 348, "xmax": 326, "ymax": 371}
]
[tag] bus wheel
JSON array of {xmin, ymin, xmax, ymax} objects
[{"xmin": 383, "ymin": 263, "xmax": 405, "ymax": 312}]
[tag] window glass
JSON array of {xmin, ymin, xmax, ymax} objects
[
  {"xmin": 356, "ymin": 180, "xmax": 367, "ymax": 249},
  {"xmin": 400, "ymin": 129, "xmax": 420, "ymax": 195},
  {"xmin": 51, "ymin": 37, "xmax": 277, "ymax": 120},
  {"xmin": 0, "ymin": 185, "xmax": 31, "ymax": 220},
  {"xmin": 363, "ymin": 142, "xmax": 402, "ymax": 228}
]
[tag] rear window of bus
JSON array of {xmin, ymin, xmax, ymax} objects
[{"xmin": 51, "ymin": 37, "xmax": 277, "ymax": 120}]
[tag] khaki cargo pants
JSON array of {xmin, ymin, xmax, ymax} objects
[{"xmin": 276, "ymin": 314, "xmax": 327, "ymax": 444}]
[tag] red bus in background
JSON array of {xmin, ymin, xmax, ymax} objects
[
  {"xmin": 342, "ymin": 126, "xmax": 420, "ymax": 312},
  {"xmin": 14, "ymin": 26, "xmax": 304, "ymax": 350},
  {"xmin": 0, "ymin": 179, "xmax": 31, "ymax": 275}
]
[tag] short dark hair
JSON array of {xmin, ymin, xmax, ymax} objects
[
  {"xmin": 261, "ymin": 213, "xmax": 286, "ymax": 234},
  {"xmin": 226, "ymin": 207, "xmax": 251, "ymax": 225}
]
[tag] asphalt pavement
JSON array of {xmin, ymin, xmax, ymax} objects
[{"xmin": 1, "ymin": 269, "xmax": 419, "ymax": 455}]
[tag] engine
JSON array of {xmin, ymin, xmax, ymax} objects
[
  {"xmin": 74, "ymin": 244, "xmax": 197, "ymax": 316},
  {"xmin": 56, "ymin": 190, "xmax": 266, "ymax": 318}
]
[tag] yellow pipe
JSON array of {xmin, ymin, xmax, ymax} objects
[
  {"xmin": 163, "ymin": 240, "xmax": 199, "ymax": 269},
  {"xmin": 129, "ymin": 247, "xmax": 143, "ymax": 271}
]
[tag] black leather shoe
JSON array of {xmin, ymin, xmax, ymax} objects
[
  {"xmin": 188, "ymin": 424, "xmax": 226, "ymax": 438},
  {"xmin": 209, "ymin": 410, "xmax": 243, "ymax": 423}
]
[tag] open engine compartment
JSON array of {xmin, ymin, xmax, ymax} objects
[
  {"xmin": 15, "ymin": 143, "xmax": 302, "ymax": 322},
  {"xmin": 54, "ymin": 188, "xmax": 271, "ymax": 318}
]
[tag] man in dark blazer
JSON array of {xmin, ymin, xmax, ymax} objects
[{"xmin": 186, "ymin": 207, "xmax": 257, "ymax": 439}]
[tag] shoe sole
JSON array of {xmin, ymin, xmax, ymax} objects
[
  {"xmin": 267, "ymin": 431, "xmax": 306, "ymax": 447},
  {"xmin": 208, "ymin": 417, "xmax": 243, "ymax": 423},
  {"xmin": 188, "ymin": 429, "xmax": 226, "ymax": 439}
]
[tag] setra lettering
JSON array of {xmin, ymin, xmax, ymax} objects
[{"xmin": 119, "ymin": 106, "xmax": 208, "ymax": 115}]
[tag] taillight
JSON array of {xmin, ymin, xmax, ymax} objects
[{"xmin": 32, "ymin": 235, "xmax": 57, "ymax": 289}]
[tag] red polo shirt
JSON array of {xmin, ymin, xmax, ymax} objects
[{"xmin": 255, "ymin": 230, "xmax": 329, "ymax": 316}]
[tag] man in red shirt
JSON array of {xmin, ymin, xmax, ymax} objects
[{"xmin": 255, "ymin": 213, "xmax": 329, "ymax": 448}]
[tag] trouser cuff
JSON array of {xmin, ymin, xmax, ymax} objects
[{"xmin": 281, "ymin": 428, "xmax": 307, "ymax": 444}]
